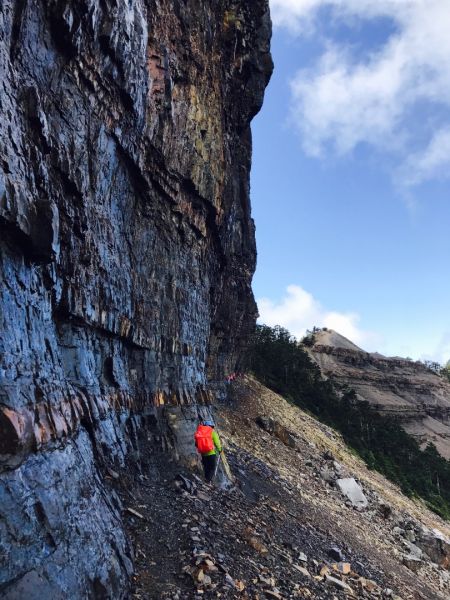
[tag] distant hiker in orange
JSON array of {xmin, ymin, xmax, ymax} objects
[{"xmin": 194, "ymin": 419, "xmax": 222, "ymax": 482}]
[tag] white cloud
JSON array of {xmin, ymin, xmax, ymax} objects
[
  {"xmin": 399, "ymin": 127, "xmax": 450, "ymax": 186},
  {"xmin": 257, "ymin": 284, "xmax": 380, "ymax": 348},
  {"xmin": 290, "ymin": 44, "xmax": 405, "ymax": 156},
  {"xmin": 435, "ymin": 334, "xmax": 450, "ymax": 366},
  {"xmin": 270, "ymin": 0, "xmax": 450, "ymax": 186},
  {"xmin": 419, "ymin": 332, "xmax": 450, "ymax": 366},
  {"xmin": 271, "ymin": 1, "xmax": 424, "ymax": 31}
]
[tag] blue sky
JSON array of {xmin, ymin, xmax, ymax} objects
[{"xmin": 251, "ymin": 0, "xmax": 450, "ymax": 362}]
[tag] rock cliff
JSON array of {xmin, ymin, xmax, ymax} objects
[
  {"xmin": 308, "ymin": 330, "xmax": 450, "ymax": 459},
  {"xmin": 0, "ymin": 1, "xmax": 272, "ymax": 597}
]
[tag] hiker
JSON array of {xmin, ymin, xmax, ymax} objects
[{"xmin": 194, "ymin": 419, "xmax": 222, "ymax": 482}]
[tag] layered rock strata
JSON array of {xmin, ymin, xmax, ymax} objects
[
  {"xmin": 308, "ymin": 330, "xmax": 450, "ymax": 459},
  {"xmin": 0, "ymin": 1, "xmax": 272, "ymax": 596}
]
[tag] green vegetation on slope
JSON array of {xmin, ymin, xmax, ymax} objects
[{"xmin": 247, "ymin": 324, "xmax": 450, "ymax": 520}]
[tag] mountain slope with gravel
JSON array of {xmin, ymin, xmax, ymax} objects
[{"xmin": 118, "ymin": 375, "xmax": 450, "ymax": 599}]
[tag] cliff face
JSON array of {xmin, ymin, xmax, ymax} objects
[
  {"xmin": 308, "ymin": 330, "xmax": 450, "ymax": 459},
  {"xmin": 0, "ymin": 1, "xmax": 272, "ymax": 597}
]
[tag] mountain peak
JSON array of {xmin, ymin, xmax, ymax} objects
[{"xmin": 311, "ymin": 328, "xmax": 364, "ymax": 352}]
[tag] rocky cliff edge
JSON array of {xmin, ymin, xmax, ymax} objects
[
  {"xmin": 0, "ymin": 1, "xmax": 272, "ymax": 597},
  {"xmin": 308, "ymin": 330, "xmax": 450, "ymax": 459}
]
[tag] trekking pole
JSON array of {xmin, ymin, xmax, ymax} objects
[
  {"xmin": 213, "ymin": 451, "xmax": 222, "ymax": 481},
  {"xmin": 220, "ymin": 451, "xmax": 234, "ymax": 482}
]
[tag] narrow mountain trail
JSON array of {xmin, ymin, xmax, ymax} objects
[{"xmin": 114, "ymin": 376, "xmax": 450, "ymax": 599}]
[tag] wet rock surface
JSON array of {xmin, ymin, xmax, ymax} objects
[{"xmin": 0, "ymin": 1, "xmax": 272, "ymax": 596}]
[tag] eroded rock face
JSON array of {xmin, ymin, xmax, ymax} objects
[
  {"xmin": 308, "ymin": 329, "xmax": 450, "ymax": 458},
  {"xmin": 0, "ymin": 1, "xmax": 272, "ymax": 596}
]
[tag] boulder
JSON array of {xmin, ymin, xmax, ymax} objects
[
  {"xmin": 406, "ymin": 542, "xmax": 423, "ymax": 559},
  {"xmin": 402, "ymin": 555, "xmax": 422, "ymax": 573},
  {"xmin": 255, "ymin": 416, "xmax": 297, "ymax": 449},
  {"xmin": 415, "ymin": 528, "xmax": 450, "ymax": 570},
  {"xmin": 320, "ymin": 466, "xmax": 337, "ymax": 484},
  {"xmin": 378, "ymin": 502, "xmax": 393, "ymax": 519},
  {"xmin": 336, "ymin": 478, "xmax": 368, "ymax": 509}
]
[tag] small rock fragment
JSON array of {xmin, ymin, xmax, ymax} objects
[
  {"xmin": 248, "ymin": 537, "xmax": 269, "ymax": 554},
  {"xmin": 358, "ymin": 577, "xmax": 378, "ymax": 592},
  {"xmin": 320, "ymin": 466, "xmax": 336, "ymax": 484},
  {"xmin": 334, "ymin": 562, "xmax": 351, "ymax": 575},
  {"xmin": 126, "ymin": 507, "xmax": 145, "ymax": 519},
  {"xmin": 293, "ymin": 565, "xmax": 311, "ymax": 578},
  {"xmin": 196, "ymin": 569, "xmax": 205, "ymax": 583},
  {"xmin": 405, "ymin": 530, "xmax": 415, "ymax": 543},
  {"xmin": 319, "ymin": 565, "xmax": 330, "ymax": 577},
  {"xmin": 196, "ymin": 491, "xmax": 210, "ymax": 502},
  {"xmin": 325, "ymin": 575, "xmax": 353, "ymax": 593},
  {"xmin": 264, "ymin": 590, "xmax": 283, "ymax": 599},
  {"xmin": 107, "ymin": 467, "xmax": 120, "ymax": 479},
  {"xmin": 259, "ymin": 575, "xmax": 276, "ymax": 587},
  {"xmin": 378, "ymin": 503, "xmax": 392, "ymax": 519},
  {"xmin": 328, "ymin": 547, "xmax": 345, "ymax": 562},
  {"xmin": 203, "ymin": 559, "xmax": 218, "ymax": 572},
  {"xmin": 175, "ymin": 474, "xmax": 196, "ymax": 494}
]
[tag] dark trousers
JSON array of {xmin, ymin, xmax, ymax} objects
[{"xmin": 201, "ymin": 454, "xmax": 217, "ymax": 482}]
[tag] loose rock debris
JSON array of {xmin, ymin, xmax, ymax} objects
[{"xmin": 113, "ymin": 377, "xmax": 450, "ymax": 599}]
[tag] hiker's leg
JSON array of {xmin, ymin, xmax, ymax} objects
[
  {"xmin": 201, "ymin": 455, "xmax": 209, "ymax": 480},
  {"xmin": 203, "ymin": 454, "xmax": 216, "ymax": 482},
  {"xmin": 210, "ymin": 454, "xmax": 218, "ymax": 480},
  {"xmin": 201, "ymin": 455, "xmax": 214, "ymax": 481}
]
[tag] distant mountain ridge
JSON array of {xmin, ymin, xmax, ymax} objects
[{"xmin": 307, "ymin": 329, "xmax": 450, "ymax": 459}]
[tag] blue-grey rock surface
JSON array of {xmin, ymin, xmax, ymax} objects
[{"xmin": 0, "ymin": 1, "xmax": 272, "ymax": 596}]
